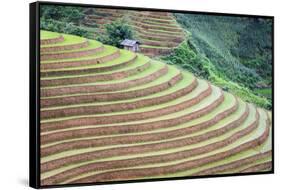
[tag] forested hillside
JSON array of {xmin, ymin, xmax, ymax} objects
[{"xmin": 161, "ymin": 14, "xmax": 272, "ymax": 109}]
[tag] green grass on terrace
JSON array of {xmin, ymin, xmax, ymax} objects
[
  {"xmin": 41, "ymin": 31, "xmax": 88, "ymax": 48},
  {"xmin": 132, "ymin": 20, "xmax": 181, "ymax": 31},
  {"xmin": 42, "ymin": 93, "xmax": 239, "ymax": 148},
  {"xmin": 41, "ymin": 30, "xmax": 61, "ymax": 40},
  {"xmin": 133, "ymin": 25, "xmax": 184, "ymax": 36},
  {"xmin": 137, "ymin": 33, "xmax": 183, "ymax": 40},
  {"xmin": 143, "ymin": 19, "xmax": 178, "ymax": 27},
  {"xmin": 41, "ymin": 39, "xmax": 102, "ymax": 54},
  {"xmin": 41, "ymin": 45, "xmax": 118, "ymax": 64},
  {"xmin": 142, "ymin": 108, "xmax": 270, "ymax": 179},
  {"xmin": 41, "ymin": 54, "xmax": 150, "ymax": 80},
  {"xmin": 135, "ymin": 29, "xmax": 184, "ymax": 39},
  {"xmin": 109, "ymin": 105, "xmax": 261, "ymax": 179},
  {"xmin": 61, "ymin": 121, "xmax": 271, "ymax": 184},
  {"xmin": 40, "ymin": 58, "xmax": 177, "ymax": 100},
  {"xmin": 41, "ymin": 90, "xmax": 231, "ymax": 164},
  {"xmin": 41, "ymin": 66, "xmax": 186, "ymax": 110},
  {"xmin": 140, "ymin": 45, "xmax": 171, "ymax": 49},
  {"xmin": 43, "ymin": 89, "xmax": 236, "ymax": 136},
  {"xmin": 254, "ymin": 88, "xmax": 272, "ymax": 99},
  {"xmin": 41, "ymin": 79, "xmax": 219, "ymax": 122},
  {"xmin": 146, "ymin": 28, "xmax": 183, "ymax": 36},
  {"xmin": 41, "ymin": 61, "xmax": 166, "ymax": 89},
  {"xmin": 140, "ymin": 37, "xmax": 180, "ymax": 44},
  {"xmin": 42, "ymin": 95, "xmax": 239, "ymax": 158},
  {"xmin": 130, "ymin": 14, "xmax": 176, "ymax": 22},
  {"xmin": 41, "ymin": 49, "xmax": 134, "ymax": 72},
  {"xmin": 41, "ymin": 94, "xmax": 250, "ymax": 181},
  {"xmin": 77, "ymin": 25, "xmax": 99, "ymax": 33}
]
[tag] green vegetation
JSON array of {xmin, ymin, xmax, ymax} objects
[
  {"xmin": 160, "ymin": 41, "xmax": 271, "ymax": 109},
  {"xmin": 97, "ymin": 19, "xmax": 134, "ymax": 48},
  {"xmin": 40, "ymin": 18, "xmax": 91, "ymax": 38},
  {"xmin": 174, "ymin": 14, "xmax": 272, "ymax": 87},
  {"xmin": 40, "ymin": 30, "xmax": 60, "ymax": 39},
  {"xmin": 40, "ymin": 5, "xmax": 85, "ymax": 24},
  {"xmin": 40, "ymin": 5, "xmax": 94, "ymax": 38},
  {"xmin": 254, "ymin": 88, "xmax": 272, "ymax": 99},
  {"xmin": 140, "ymin": 45, "xmax": 171, "ymax": 49},
  {"xmin": 41, "ymin": 31, "xmax": 87, "ymax": 47},
  {"xmin": 42, "ymin": 54, "xmax": 149, "ymax": 80},
  {"xmin": 41, "ymin": 45, "xmax": 117, "ymax": 64},
  {"xmin": 160, "ymin": 14, "xmax": 273, "ymax": 109}
]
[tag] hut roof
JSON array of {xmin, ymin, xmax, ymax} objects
[{"xmin": 120, "ymin": 39, "xmax": 140, "ymax": 47}]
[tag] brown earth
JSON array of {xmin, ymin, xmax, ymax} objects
[
  {"xmin": 134, "ymin": 27, "xmax": 182, "ymax": 38},
  {"xmin": 63, "ymin": 116, "xmax": 269, "ymax": 184},
  {"xmin": 40, "ymin": 72, "xmax": 182, "ymax": 107},
  {"xmin": 41, "ymin": 40, "xmax": 89, "ymax": 53},
  {"xmin": 41, "ymin": 35, "xmax": 64, "ymax": 45},
  {"xmin": 40, "ymin": 59, "xmax": 150, "ymax": 87},
  {"xmin": 41, "ymin": 84, "xmax": 217, "ymax": 141},
  {"xmin": 41, "ymin": 45, "xmax": 105, "ymax": 61},
  {"xmin": 41, "ymin": 101, "xmax": 245, "ymax": 157},
  {"xmin": 191, "ymin": 150, "xmax": 272, "ymax": 176},
  {"xmin": 40, "ymin": 65, "xmax": 168, "ymax": 97},
  {"xmin": 138, "ymin": 34, "xmax": 184, "ymax": 43},
  {"xmin": 135, "ymin": 12, "xmax": 173, "ymax": 20},
  {"xmin": 40, "ymin": 52, "xmax": 136, "ymax": 77},
  {"xmin": 135, "ymin": 22, "xmax": 183, "ymax": 33},
  {"xmin": 40, "ymin": 77, "xmax": 196, "ymax": 119},
  {"xmin": 140, "ymin": 47, "xmax": 172, "ymax": 56},
  {"xmin": 239, "ymin": 162, "xmax": 272, "ymax": 173},
  {"xmin": 40, "ymin": 82, "xmax": 217, "ymax": 132},
  {"xmin": 41, "ymin": 93, "xmax": 235, "ymax": 145},
  {"xmin": 140, "ymin": 39, "xmax": 180, "ymax": 48},
  {"xmin": 40, "ymin": 108, "xmax": 258, "ymax": 176},
  {"xmin": 130, "ymin": 16, "xmax": 176, "ymax": 24},
  {"xmin": 40, "ymin": 49, "xmax": 120, "ymax": 70},
  {"xmin": 41, "ymin": 109, "xmax": 252, "ymax": 185}
]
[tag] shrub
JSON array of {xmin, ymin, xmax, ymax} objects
[
  {"xmin": 97, "ymin": 19, "xmax": 134, "ymax": 48},
  {"xmin": 40, "ymin": 18, "xmax": 91, "ymax": 38},
  {"xmin": 40, "ymin": 5, "xmax": 85, "ymax": 24}
]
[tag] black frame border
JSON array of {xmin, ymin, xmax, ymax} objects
[{"xmin": 29, "ymin": 1, "xmax": 274, "ymax": 189}]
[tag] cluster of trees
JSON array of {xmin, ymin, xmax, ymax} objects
[
  {"xmin": 40, "ymin": 5, "xmax": 91, "ymax": 38},
  {"xmin": 40, "ymin": 5, "xmax": 134, "ymax": 47},
  {"xmin": 40, "ymin": 18, "xmax": 91, "ymax": 38},
  {"xmin": 40, "ymin": 5, "xmax": 85, "ymax": 24},
  {"xmin": 97, "ymin": 19, "xmax": 134, "ymax": 47}
]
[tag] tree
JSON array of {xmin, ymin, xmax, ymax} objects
[
  {"xmin": 40, "ymin": 5, "xmax": 84, "ymax": 24},
  {"xmin": 98, "ymin": 19, "xmax": 134, "ymax": 48}
]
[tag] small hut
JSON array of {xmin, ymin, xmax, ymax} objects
[{"xmin": 120, "ymin": 39, "xmax": 140, "ymax": 52}]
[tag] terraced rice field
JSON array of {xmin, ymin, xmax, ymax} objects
[
  {"xmin": 40, "ymin": 30, "xmax": 272, "ymax": 186},
  {"xmin": 83, "ymin": 9, "xmax": 185, "ymax": 57}
]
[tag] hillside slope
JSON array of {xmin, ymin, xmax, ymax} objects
[
  {"xmin": 83, "ymin": 9, "xmax": 186, "ymax": 57},
  {"xmin": 40, "ymin": 6, "xmax": 272, "ymax": 110},
  {"xmin": 173, "ymin": 14, "xmax": 272, "ymax": 104},
  {"xmin": 40, "ymin": 30, "xmax": 272, "ymax": 186}
]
